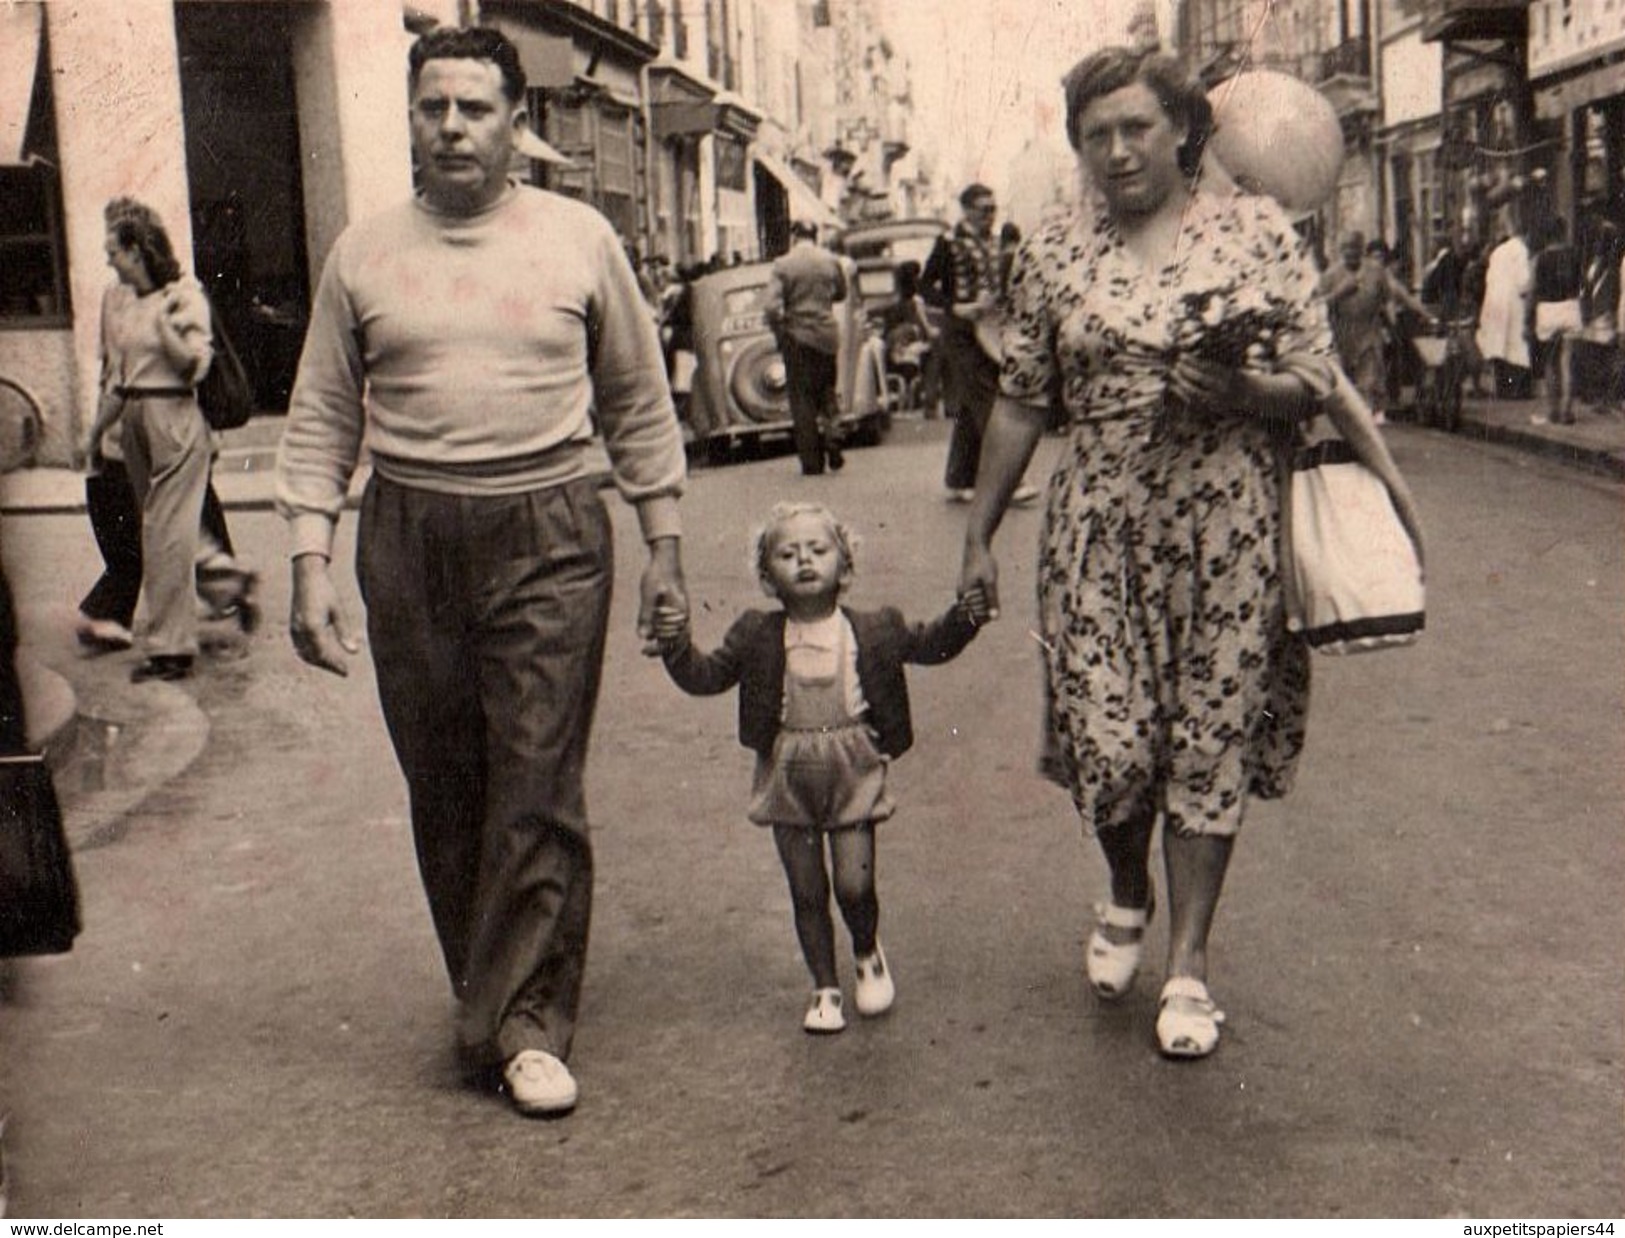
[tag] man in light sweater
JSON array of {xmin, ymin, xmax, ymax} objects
[{"xmin": 275, "ymin": 26, "xmax": 687, "ymax": 1119}]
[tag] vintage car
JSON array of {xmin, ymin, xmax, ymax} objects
[
  {"xmin": 680, "ymin": 259, "xmax": 891, "ymax": 459},
  {"xmin": 836, "ymin": 217, "xmax": 950, "ymax": 320}
]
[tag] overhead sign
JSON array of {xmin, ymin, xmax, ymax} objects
[{"xmin": 1528, "ymin": 0, "xmax": 1625, "ymax": 78}]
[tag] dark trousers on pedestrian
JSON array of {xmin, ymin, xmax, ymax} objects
[
  {"xmin": 356, "ymin": 474, "xmax": 612, "ymax": 1070},
  {"xmin": 782, "ymin": 336, "xmax": 839, "ymax": 475},
  {"xmin": 940, "ymin": 324, "xmax": 1000, "ymax": 491},
  {"xmin": 81, "ymin": 459, "xmax": 236, "ymax": 628}
]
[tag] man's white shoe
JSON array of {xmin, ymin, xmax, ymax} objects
[
  {"xmin": 503, "ymin": 1049, "xmax": 578, "ymax": 1117},
  {"xmin": 854, "ymin": 943, "xmax": 896, "ymax": 1016},
  {"xmin": 803, "ymin": 987, "xmax": 847, "ymax": 1034},
  {"xmin": 1011, "ymin": 484, "xmax": 1041, "ymax": 506}
]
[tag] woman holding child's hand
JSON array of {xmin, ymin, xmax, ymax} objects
[{"xmin": 958, "ymin": 47, "xmax": 1335, "ymax": 1060}]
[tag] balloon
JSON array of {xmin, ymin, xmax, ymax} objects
[{"xmin": 1205, "ymin": 71, "xmax": 1344, "ymax": 213}]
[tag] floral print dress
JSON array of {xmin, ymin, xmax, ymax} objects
[{"xmin": 1000, "ymin": 185, "xmax": 1334, "ymax": 838}]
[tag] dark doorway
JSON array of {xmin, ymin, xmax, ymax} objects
[{"xmin": 176, "ymin": 3, "xmax": 311, "ymax": 414}]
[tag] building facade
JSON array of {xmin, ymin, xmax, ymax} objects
[
  {"xmin": 0, "ymin": 0, "xmax": 913, "ymax": 464},
  {"xmin": 1, "ymin": 0, "xmax": 431, "ymax": 465}
]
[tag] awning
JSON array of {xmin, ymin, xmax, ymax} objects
[
  {"xmin": 515, "ymin": 128, "xmax": 575, "ymax": 167},
  {"xmin": 753, "ymin": 150, "xmax": 841, "ymax": 231},
  {"xmin": 1536, "ymin": 59, "xmax": 1625, "ymax": 119},
  {"xmin": 652, "ymin": 100, "xmax": 719, "ymax": 139},
  {"xmin": 1421, "ymin": 0, "xmax": 1527, "ymax": 44},
  {"xmin": 0, "ymin": 3, "xmax": 42, "ymax": 165},
  {"xmin": 503, "ymin": 28, "xmax": 576, "ymax": 90}
]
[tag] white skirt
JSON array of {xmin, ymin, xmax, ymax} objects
[{"xmin": 1534, "ymin": 299, "xmax": 1583, "ymax": 342}]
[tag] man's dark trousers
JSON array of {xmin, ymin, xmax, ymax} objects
[
  {"xmin": 940, "ymin": 321, "xmax": 999, "ymax": 490},
  {"xmin": 357, "ymin": 474, "xmax": 612, "ymax": 1070},
  {"xmin": 781, "ymin": 336, "xmax": 839, "ymax": 475}
]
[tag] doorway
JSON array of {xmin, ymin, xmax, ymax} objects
[{"xmin": 176, "ymin": 3, "xmax": 311, "ymax": 414}]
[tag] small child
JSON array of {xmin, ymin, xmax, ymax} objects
[{"xmin": 654, "ymin": 502, "xmax": 987, "ymax": 1034}]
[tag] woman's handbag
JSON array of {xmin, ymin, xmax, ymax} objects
[
  {"xmin": 0, "ymin": 753, "xmax": 81, "ymax": 956},
  {"xmin": 195, "ymin": 291, "xmax": 254, "ymax": 432},
  {"xmin": 1281, "ymin": 404, "xmax": 1425, "ymax": 655}
]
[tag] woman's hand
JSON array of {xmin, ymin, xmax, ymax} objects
[
  {"xmin": 959, "ymin": 540, "xmax": 1001, "ymax": 623},
  {"xmin": 1168, "ymin": 355, "xmax": 1249, "ymax": 414}
]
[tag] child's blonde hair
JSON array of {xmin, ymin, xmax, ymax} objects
[{"xmin": 751, "ymin": 501, "xmax": 859, "ymax": 595}]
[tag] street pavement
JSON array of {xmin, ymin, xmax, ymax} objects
[{"xmin": 0, "ymin": 412, "xmax": 1619, "ymax": 1217}]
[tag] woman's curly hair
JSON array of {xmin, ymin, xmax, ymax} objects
[
  {"xmin": 1062, "ymin": 46, "xmax": 1212, "ymax": 179},
  {"xmin": 103, "ymin": 197, "xmax": 182, "ymax": 289}
]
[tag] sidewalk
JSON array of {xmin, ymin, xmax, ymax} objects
[{"xmin": 1436, "ymin": 393, "xmax": 1625, "ymax": 481}]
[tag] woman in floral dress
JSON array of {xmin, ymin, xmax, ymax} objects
[{"xmin": 959, "ymin": 47, "xmax": 1340, "ymax": 1058}]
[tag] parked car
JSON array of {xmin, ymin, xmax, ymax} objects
[
  {"xmin": 681, "ymin": 260, "xmax": 891, "ymax": 460},
  {"xmin": 836, "ymin": 217, "xmax": 950, "ymax": 321},
  {"xmin": 837, "ymin": 218, "xmax": 950, "ymax": 412}
]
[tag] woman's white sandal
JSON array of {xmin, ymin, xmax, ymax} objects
[
  {"xmin": 1156, "ymin": 977, "xmax": 1225, "ymax": 1059},
  {"xmin": 1085, "ymin": 888, "xmax": 1154, "ymax": 999}
]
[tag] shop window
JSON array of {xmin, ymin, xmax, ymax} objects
[
  {"xmin": 715, "ymin": 134, "xmax": 748, "ymax": 194},
  {"xmin": 598, "ymin": 107, "xmax": 637, "ymax": 242},
  {"xmin": 1, "ymin": 12, "xmax": 69, "ymax": 326},
  {"xmin": 538, "ymin": 92, "xmax": 595, "ymax": 203},
  {"xmin": 535, "ymin": 92, "xmax": 639, "ymax": 244},
  {"xmin": 1415, "ymin": 150, "xmax": 1442, "ymax": 263}
]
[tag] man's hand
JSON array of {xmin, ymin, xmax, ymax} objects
[
  {"xmin": 289, "ymin": 554, "xmax": 360, "ymax": 676},
  {"xmin": 649, "ymin": 592, "xmax": 690, "ymax": 651},
  {"xmin": 958, "ymin": 582, "xmax": 994, "ymax": 627},
  {"xmin": 638, "ymin": 537, "xmax": 687, "ymax": 657}
]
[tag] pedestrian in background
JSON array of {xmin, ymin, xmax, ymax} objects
[
  {"xmin": 960, "ymin": 46, "xmax": 1345, "ymax": 1060},
  {"xmin": 1477, "ymin": 217, "xmax": 1534, "ymax": 399},
  {"xmin": 922, "ymin": 184, "xmax": 1038, "ymax": 505},
  {"xmin": 83, "ymin": 201, "xmax": 224, "ymax": 682},
  {"xmin": 1323, "ymin": 232, "xmax": 1428, "ymax": 424},
  {"xmin": 77, "ymin": 201, "xmax": 258, "ymax": 658},
  {"xmin": 1530, "ymin": 214, "xmax": 1583, "ymax": 426},
  {"xmin": 879, "ymin": 259, "xmax": 935, "ymax": 412},
  {"xmin": 765, "ymin": 220, "xmax": 849, "ymax": 475},
  {"xmin": 1575, "ymin": 214, "xmax": 1621, "ymax": 415},
  {"xmin": 276, "ymin": 25, "xmax": 687, "ymax": 1119},
  {"xmin": 654, "ymin": 501, "xmax": 986, "ymax": 1033}
]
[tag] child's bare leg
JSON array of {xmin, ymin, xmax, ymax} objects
[
  {"xmin": 773, "ymin": 825, "xmax": 838, "ymax": 988},
  {"xmin": 829, "ymin": 823, "xmax": 878, "ymax": 956}
]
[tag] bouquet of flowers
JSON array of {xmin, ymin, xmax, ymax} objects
[{"xmin": 1168, "ymin": 284, "xmax": 1295, "ymax": 369}]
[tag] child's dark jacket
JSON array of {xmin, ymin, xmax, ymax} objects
[{"xmin": 661, "ymin": 604, "xmax": 977, "ymax": 758}]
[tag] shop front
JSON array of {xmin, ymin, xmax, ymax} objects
[
  {"xmin": 0, "ymin": 0, "xmax": 425, "ymax": 462},
  {"xmin": 482, "ymin": 1, "xmax": 654, "ymax": 255},
  {"xmin": 1528, "ymin": 0, "xmax": 1625, "ymax": 230},
  {"xmin": 1425, "ymin": 0, "xmax": 1545, "ymax": 247}
]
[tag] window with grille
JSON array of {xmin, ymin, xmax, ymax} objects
[{"xmin": 598, "ymin": 107, "xmax": 636, "ymax": 241}]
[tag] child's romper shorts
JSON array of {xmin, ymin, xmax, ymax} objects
[{"xmin": 747, "ymin": 619, "xmax": 894, "ymax": 830}]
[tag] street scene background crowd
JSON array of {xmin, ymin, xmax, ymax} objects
[{"xmin": 0, "ymin": 2, "xmax": 1619, "ymax": 1223}]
